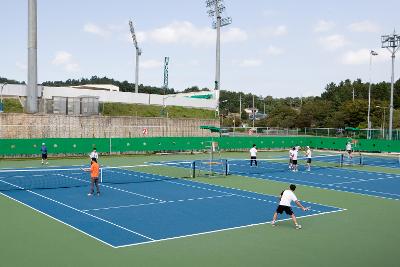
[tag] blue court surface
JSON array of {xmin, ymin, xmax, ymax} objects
[
  {"xmin": 168, "ymin": 157, "xmax": 400, "ymax": 200},
  {"xmin": 0, "ymin": 167, "xmax": 343, "ymax": 248}
]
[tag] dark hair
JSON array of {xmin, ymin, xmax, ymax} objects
[
  {"xmin": 290, "ymin": 184, "xmax": 296, "ymax": 191},
  {"xmin": 92, "ymin": 158, "xmax": 97, "ymax": 163},
  {"xmin": 253, "ymin": 144, "xmax": 256, "ymax": 147}
]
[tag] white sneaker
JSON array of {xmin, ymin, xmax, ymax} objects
[
  {"xmin": 296, "ymin": 224, "xmax": 302, "ymax": 229},
  {"xmin": 271, "ymin": 221, "xmax": 276, "ymax": 227},
  {"xmin": 88, "ymin": 193, "xmax": 93, "ymax": 196}
]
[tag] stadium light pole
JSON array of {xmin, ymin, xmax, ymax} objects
[
  {"xmin": 205, "ymin": 0, "xmax": 232, "ymax": 116},
  {"xmin": 161, "ymin": 57, "xmax": 170, "ymax": 116},
  {"xmin": 381, "ymin": 30, "xmax": 400, "ymax": 140},
  {"xmin": 27, "ymin": 0, "xmax": 38, "ymax": 113},
  {"xmin": 0, "ymin": 82, "xmax": 7, "ymax": 112},
  {"xmin": 367, "ymin": 50, "xmax": 378, "ymax": 139},
  {"xmin": 129, "ymin": 20, "xmax": 142, "ymax": 94},
  {"xmin": 0, "ymin": 82, "xmax": 7, "ymax": 103}
]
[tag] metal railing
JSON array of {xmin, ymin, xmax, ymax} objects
[{"xmin": 221, "ymin": 127, "xmax": 400, "ymax": 140}]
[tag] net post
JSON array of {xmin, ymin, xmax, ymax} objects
[
  {"xmin": 359, "ymin": 153, "xmax": 363, "ymax": 165},
  {"xmin": 100, "ymin": 168, "xmax": 103, "ymax": 183},
  {"xmin": 192, "ymin": 161, "xmax": 196, "ymax": 178},
  {"xmin": 340, "ymin": 154, "xmax": 343, "ymax": 167},
  {"xmin": 225, "ymin": 159, "xmax": 228, "ymax": 176}
]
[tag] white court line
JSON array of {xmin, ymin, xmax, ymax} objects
[
  {"xmin": 0, "ymin": 191, "xmax": 117, "ymax": 248},
  {"xmin": 0, "ymin": 169, "xmax": 345, "ymax": 249},
  {"xmin": 57, "ymin": 173, "xmax": 164, "ymax": 202},
  {"xmin": 230, "ymin": 170, "xmax": 400, "ymax": 201},
  {"xmin": 114, "ymin": 208, "xmax": 347, "ymax": 249},
  {"xmin": 328, "ymin": 175, "xmax": 398, "ymax": 186},
  {"xmin": 0, "ymin": 179, "xmax": 154, "ymax": 242},
  {"xmin": 82, "ymin": 194, "xmax": 234, "ymax": 212},
  {"xmin": 112, "ymin": 169, "xmax": 339, "ymax": 213}
]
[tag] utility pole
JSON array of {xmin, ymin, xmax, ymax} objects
[
  {"xmin": 129, "ymin": 20, "xmax": 142, "ymax": 94},
  {"xmin": 27, "ymin": 0, "xmax": 38, "ymax": 113},
  {"xmin": 239, "ymin": 93, "xmax": 242, "ymax": 119},
  {"xmin": 252, "ymin": 95, "xmax": 255, "ymax": 128},
  {"xmin": 206, "ymin": 0, "xmax": 232, "ymax": 116},
  {"xmin": 381, "ymin": 31, "xmax": 400, "ymax": 140}
]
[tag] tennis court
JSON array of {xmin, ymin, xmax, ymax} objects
[
  {"xmin": 167, "ymin": 154, "xmax": 400, "ymax": 200},
  {"xmin": 0, "ymin": 165, "xmax": 342, "ymax": 247},
  {"xmin": 1, "ymin": 151, "xmax": 399, "ymax": 267}
]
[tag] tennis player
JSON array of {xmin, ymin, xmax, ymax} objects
[
  {"xmin": 291, "ymin": 147, "xmax": 298, "ymax": 172},
  {"xmin": 305, "ymin": 146, "xmax": 312, "ymax": 171},
  {"xmin": 89, "ymin": 148, "xmax": 99, "ymax": 162},
  {"xmin": 250, "ymin": 144, "xmax": 258, "ymax": 167},
  {"xmin": 84, "ymin": 159, "xmax": 100, "ymax": 196},
  {"xmin": 346, "ymin": 142, "xmax": 353, "ymax": 159},
  {"xmin": 288, "ymin": 148, "xmax": 293, "ymax": 170},
  {"xmin": 271, "ymin": 184, "xmax": 309, "ymax": 229},
  {"xmin": 40, "ymin": 143, "xmax": 48, "ymax": 165}
]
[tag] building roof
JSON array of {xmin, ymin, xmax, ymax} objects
[{"xmin": 70, "ymin": 84, "xmax": 120, "ymax": 91}]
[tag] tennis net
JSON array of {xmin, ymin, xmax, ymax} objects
[
  {"xmin": 0, "ymin": 164, "xmax": 184, "ymax": 191},
  {"xmin": 340, "ymin": 153, "xmax": 400, "ymax": 168},
  {"xmin": 191, "ymin": 159, "xmax": 228, "ymax": 178},
  {"xmin": 226, "ymin": 154, "xmax": 343, "ymax": 175}
]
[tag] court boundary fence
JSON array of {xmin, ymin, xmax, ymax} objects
[{"xmin": 0, "ymin": 136, "xmax": 399, "ymax": 157}]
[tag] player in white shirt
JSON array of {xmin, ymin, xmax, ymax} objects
[
  {"xmin": 291, "ymin": 147, "xmax": 299, "ymax": 172},
  {"xmin": 288, "ymin": 148, "xmax": 293, "ymax": 170},
  {"xmin": 305, "ymin": 146, "xmax": 312, "ymax": 171},
  {"xmin": 249, "ymin": 144, "xmax": 257, "ymax": 167},
  {"xmin": 89, "ymin": 148, "xmax": 99, "ymax": 162},
  {"xmin": 271, "ymin": 184, "xmax": 309, "ymax": 229},
  {"xmin": 345, "ymin": 142, "xmax": 353, "ymax": 159}
]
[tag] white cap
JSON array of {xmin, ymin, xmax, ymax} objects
[{"xmin": 42, "ymin": 143, "xmax": 45, "ymax": 145}]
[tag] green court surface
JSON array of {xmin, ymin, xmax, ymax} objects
[{"xmin": 0, "ymin": 151, "xmax": 399, "ymax": 267}]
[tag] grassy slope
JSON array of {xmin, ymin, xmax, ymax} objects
[
  {"xmin": 101, "ymin": 102, "xmax": 216, "ymax": 119},
  {"xmin": 3, "ymin": 98, "xmax": 24, "ymax": 113},
  {"xmin": 0, "ymin": 152, "xmax": 398, "ymax": 267}
]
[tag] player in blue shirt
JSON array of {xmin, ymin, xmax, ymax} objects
[{"xmin": 40, "ymin": 143, "xmax": 48, "ymax": 165}]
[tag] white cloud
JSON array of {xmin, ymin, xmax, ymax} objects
[
  {"xmin": 273, "ymin": 25, "xmax": 287, "ymax": 36},
  {"xmin": 83, "ymin": 23, "xmax": 111, "ymax": 38},
  {"xmin": 259, "ymin": 25, "xmax": 288, "ymax": 37},
  {"xmin": 341, "ymin": 48, "xmax": 389, "ymax": 65},
  {"xmin": 314, "ymin": 20, "xmax": 335, "ymax": 32},
  {"xmin": 141, "ymin": 59, "xmax": 163, "ymax": 69},
  {"xmin": 65, "ymin": 63, "xmax": 80, "ymax": 72},
  {"xmin": 262, "ymin": 9, "xmax": 277, "ymax": 17},
  {"xmin": 52, "ymin": 51, "xmax": 72, "ymax": 65},
  {"xmin": 15, "ymin": 61, "xmax": 27, "ymax": 70},
  {"xmin": 348, "ymin": 21, "xmax": 380, "ymax": 33},
  {"xmin": 51, "ymin": 51, "xmax": 80, "ymax": 72},
  {"xmin": 140, "ymin": 21, "xmax": 247, "ymax": 46},
  {"xmin": 222, "ymin": 27, "xmax": 248, "ymax": 43},
  {"xmin": 318, "ymin": 34, "xmax": 348, "ymax": 50},
  {"xmin": 265, "ymin": 45, "xmax": 284, "ymax": 56},
  {"xmin": 239, "ymin": 59, "xmax": 263, "ymax": 67}
]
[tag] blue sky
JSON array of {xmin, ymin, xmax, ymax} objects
[{"xmin": 1, "ymin": 0, "xmax": 399, "ymax": 97}]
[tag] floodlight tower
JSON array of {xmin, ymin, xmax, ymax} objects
[
  {"xmin": 206, "ymin": 0, "xmax": 232, "ymax": 115},
  {"xmin": 163, "ymin": 57, "xmax": 169, "ymax": 94},
  {"xmin": 129, "ymin": 20, "xmax": 142, "ymax": 94},
  {"xmin": 367, "ymin": 50, "xmax": 378, "ymax": 139},
  {"xmin": 381, "ymin": 30, "xmax": 400, "ymax": 140},
  {"xmin": 27, "ymin": 0, "xmax": 38, "ymax": 113}
]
